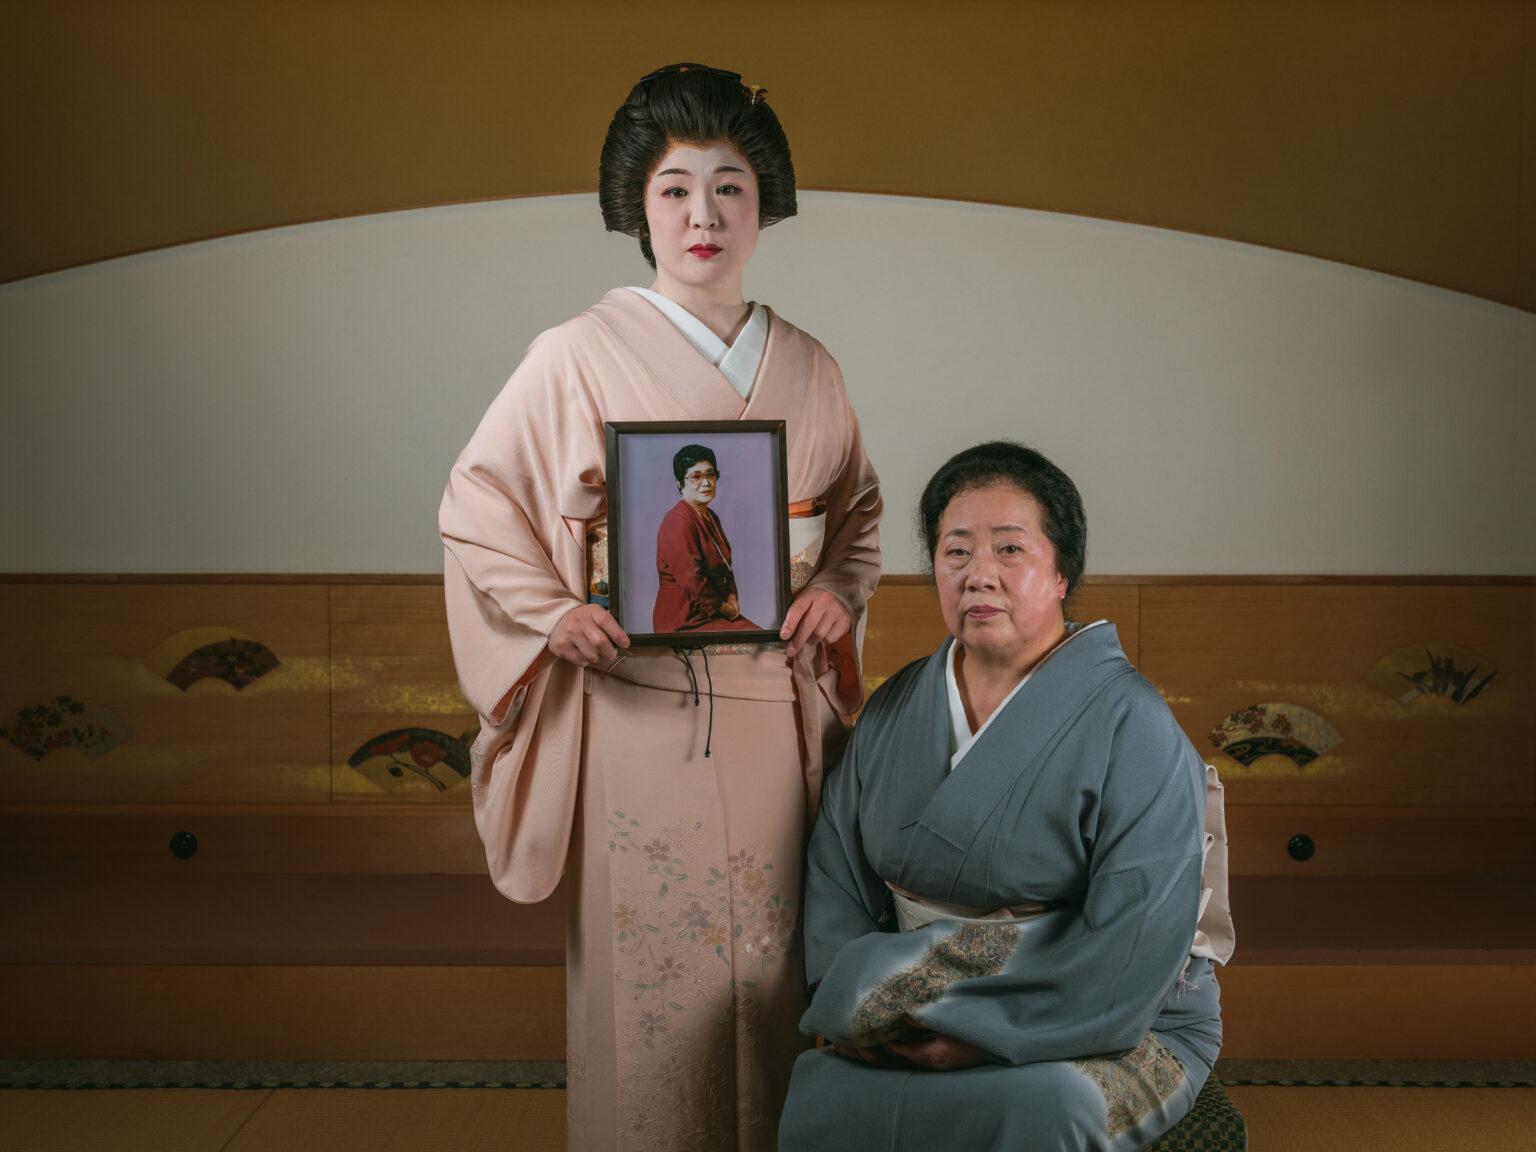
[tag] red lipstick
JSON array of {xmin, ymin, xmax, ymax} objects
[{"xmin": 688, "ymin": 244, "xmax": 722, "ymax": 258}]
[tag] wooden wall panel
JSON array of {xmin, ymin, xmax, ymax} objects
[
  {"xmin": 0, "ymin": 804, "xmax": 485, "ymax": 875},
  {"xmin": 862, "ymin": 579, "xmax": 1138, "ymax": 692},
  {"xmin": 1230, "ymin": 875, "xmax": 1536, "ymax": 965},
  {"xmin": 1226, "ymin": 806, "xmax": 1536, "ymax": 876},
  {"xmin": 4, "ymin": 962, "xmax": 1528, "ymax": 1061},
  {"xmin": 8, "ymin": 800, "xmax": 1531, "ymax": 886},
  {"xmin": 0, "ymin": 585, "xmax": 330, "ymax": 803},
  {"xmin": 1217, "ymin": 965, "xmax": 1536, "ymax": 1059},
  {"xmin": 329, "ymin": 586, "xmax": 476, "ymax": 802},
  {"xmin": 0, "ymin": 965, "xmax": 566, "ymax": 1060},
  {"xmin": 2, "ymin": 874, "xmax": 562, "ymax": 966},
  {"xmin": 1141, "ymin": 586, "xmax": 1535, "ymax": 806}
]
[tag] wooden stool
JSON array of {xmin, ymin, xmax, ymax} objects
[{"xmin": 1148, "ymin": 1078, "xmax": 1247, "ymax": 1150}]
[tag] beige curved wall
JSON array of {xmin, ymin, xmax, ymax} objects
[
  {"xmin": 3, "ymin": 1, "xmax": 1533, "ymax": 310},
  {"xmin": 2, "ymin": 193, "xmax": 1530, "ymax": 575}
]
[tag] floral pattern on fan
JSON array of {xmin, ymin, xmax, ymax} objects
[
  {"xmin": 145, "ymin": 627, "xmax": 280, "ymax": 690},
  {"xmin": 1208, "ymin": 702, "xmax": 1341, "ymax": 767},
  {"xmin": 1, "ymin": 696, "xmax": 133, "ymax": 761},
  {"xmin": 347, "ymin": 726, "xmax": 477, "ymax": 792}
]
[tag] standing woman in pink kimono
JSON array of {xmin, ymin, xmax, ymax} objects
[{"xmin": 439, "ymin": 64, "xmax": 882, "ymax": 1152}]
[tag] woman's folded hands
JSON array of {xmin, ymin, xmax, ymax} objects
[{"xmin": 830, "ymin": 1016, "xmax": 992, "ymax": 1072}]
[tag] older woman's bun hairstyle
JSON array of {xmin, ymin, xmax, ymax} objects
[
  {"xmin": 601, "ymin": 63, "xmax": 796, "ymax": 268},
  {"xmin": 918, "ymin": 441, "xmax": 1089, "ymax": 603}
]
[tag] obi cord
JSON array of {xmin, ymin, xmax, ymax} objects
[{"xmin": 671, "ymin": 646, "xmax": 716, "ymax": 758}]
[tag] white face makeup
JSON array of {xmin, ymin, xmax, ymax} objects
[
  {"xmin": 679, "ymin": 460, "xmax": 719, "ymax": 506},
  {"xmin": 644, "ymin": 141, "xmax": 761, "ymax": 302}
]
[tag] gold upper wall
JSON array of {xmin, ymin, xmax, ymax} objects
[{"xmin": 5, "ymin": 0, "xmax": 1534, "ymax": 311}]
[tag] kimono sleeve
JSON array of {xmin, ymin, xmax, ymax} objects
[
  {"xmin": 806, "ymin": 394, "xmax": 881, "ymax": 621},
  {"xmin": 439, "ymin": 329, "xmax": 603, "ymax": 720},
  {"xmin": 803, "ymin": 393, "xmax": 882, "ymax": 718},
  {"xmin": 802, "ymin": 718, "xmax": 890, "ymax": 989},
  {"xmin": 801, "ymin": 689, "xmax": 1206, "ymax": 1066}
]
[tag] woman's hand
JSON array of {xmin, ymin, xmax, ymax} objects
[
  {"xmin": 720, "ymin": 594, "xmax": 742, "ymax": 620},
  {"xmin": 883, "ymin": 1031, "xmax": 991, "ymax": 1072},
  {"xmin": 549, "ymin": 603, "xmax": 630, "ymax": 667},
  {"xmin": 780, "ymin": 586, "xmax": 852, "ymax": 658},
  {"xmin": 831, "ymin": 1043, "xmax": 891, "ymax": 1066}
]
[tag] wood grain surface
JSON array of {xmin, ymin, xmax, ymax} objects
[
  {"xmin": 0, "ymin": 965, "xmax": 566, "ymax": 1060},
  {"xmin": 1141, "ymin": 586, "xmax": 1534, "ymax": 806},
  {"xmin": 4, "ymin": 962, "xmax": 1527, "ymax": 1060},
  {"xmin": 0, "ymin": 585, "xmax": 330, "ymax": 803},
  {"xmin": 329, "ymin": 586, "xmax": 476, "ymax": 802}
]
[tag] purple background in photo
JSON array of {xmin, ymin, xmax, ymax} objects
[{"xmin": 617, "ymin": 430, "xmax": 781, "ymax": 634}]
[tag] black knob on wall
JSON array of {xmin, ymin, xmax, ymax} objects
[
  {"xmin": 1287, "ymin": 833, "xmax": 1315, "ymax": 862},
  {"xmin": 169, "ymin": 831, "xmax": 198, "ymax": 860}
]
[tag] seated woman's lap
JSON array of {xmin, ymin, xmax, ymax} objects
[{"xmin": 779, "ymin": 1031, "xmax": 1210, "ymax": 1152}]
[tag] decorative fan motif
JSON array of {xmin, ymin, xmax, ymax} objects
[
  {"xmin": 1367, "ymin": 643, "xmax": 1497, "ymax": 706},
  {"xmin": 145, "ymin": 627, "xmax": 280, "ymax": 690},
  {"xmin": 347, "ymin": 727, "xmax": 476, "ymax": 793},
  {"xmin": 1, "ymin": 696, "xmax": 133, "ymax": 761},
  {"xmin": 1208, "ymin": 702, "xmax": 1341, "ymax": 768}
]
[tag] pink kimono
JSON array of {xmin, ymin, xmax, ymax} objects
[{"xmin": 440, "ymin": 289, "xmax": 881, "ymax": 1151}]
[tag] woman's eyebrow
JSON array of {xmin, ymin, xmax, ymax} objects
[{"xmin": 654, "ymin": 164, "xmax": 746, "ymax": 178}]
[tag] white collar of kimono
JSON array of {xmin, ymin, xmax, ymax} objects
[
  {"xmin": 624, "ymin": 287, "xmax": 766, "ymax": 400},
  {"xmin": 945, "ymin": 619, "xmax": 1110, "ymax": 771}
]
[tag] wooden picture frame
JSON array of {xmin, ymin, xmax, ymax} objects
[{"xmin": 604, "ymin": 421, "xmax": 791, "ymax": 647}]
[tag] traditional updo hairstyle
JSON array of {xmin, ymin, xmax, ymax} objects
[
  {"xmin": 600, "ymin": 63, "xmax": 797, "ymax": 268},
  {"xmin": 673, "ymin": 444, "xmax": 719, "ymax": 489},
  {"xmin": 917, "ymin": 441, "xmax": 1089, "ymax": 603}
]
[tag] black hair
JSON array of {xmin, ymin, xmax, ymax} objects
[
  {"xmin": 673, "ymin": 444, "xmax": 719, "ymax": 487},
  {"xmin": 600, "ymin": 63, "xmax": 796, "ymax": 267},
  {"xmin": 917, "ymin": 441, "xmax": 1088, "ymax": 600}
]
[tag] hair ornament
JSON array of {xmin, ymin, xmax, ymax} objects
[
  {"xmin": 639, "ymin": 62, "xmax": 741, "ymax": 87},
  {"xmin": 747, "ymin": 85, "xmax": 768, "ymax": 105}
]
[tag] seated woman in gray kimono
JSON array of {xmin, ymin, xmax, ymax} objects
[{"xmin": 780, "ymin": 441, "xmax": 1234, "ymax": 1152}]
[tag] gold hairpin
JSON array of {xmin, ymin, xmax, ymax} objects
[{"xmin": 748, "ymin": 85, "xmax": 767, "ymax": 105}]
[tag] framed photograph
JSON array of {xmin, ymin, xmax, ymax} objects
[{"xmin": 604, "ymin": 420, "xmax": 791, "ymax": 647}]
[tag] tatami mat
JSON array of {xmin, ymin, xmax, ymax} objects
[
  {"xmin": 0, "ymin": 1088, "xmax": 268, "ymax": 1152},
  {"xmin": 1228, "ymin": 1086, "xmax": 1536, "ymax": 1150},
  {"xmin": 223, "ymin": 1089, "xmax": 563, "ymax": 1152},
  {"xmin": 3, "ymin": 1079, "xmax": 1533, "ymax": 1151}
]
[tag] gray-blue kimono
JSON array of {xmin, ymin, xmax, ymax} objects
[{"xmin": 780, "ymin": 624, "xmax": 1223, "ymax": 1151}]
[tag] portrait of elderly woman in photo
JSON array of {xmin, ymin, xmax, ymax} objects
[
  {"xmin": 779, "ymin": 441, "xmax": 1233, "ymax": 1152},
  {"xmin": 654, "ymin": 443, "xmax": 762, "ymax": 633}
]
